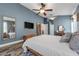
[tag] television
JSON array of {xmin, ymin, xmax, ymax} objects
[{"xmin": 24, "ymin": 22, "xmax": 34, "ymax": 29}]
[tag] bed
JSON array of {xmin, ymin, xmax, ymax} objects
[{"xmin": 22, "ymin": 35, "xmax": 78, "ymax": 56}]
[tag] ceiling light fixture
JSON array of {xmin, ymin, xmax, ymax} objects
[
  {"xmin": 50, "ymin": 17, "xmax": 56, "ymax": 20},
  {"xmin": 40, "ymin": 9, "xmax": 45, "ymax": 13}
]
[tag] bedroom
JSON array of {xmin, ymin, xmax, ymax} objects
[{"xmin": 0, "ymin": 3, "xmax": 79, "ymax": 56}]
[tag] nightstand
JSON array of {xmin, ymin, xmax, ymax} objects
[{"xmin": 55, "ymin": 31, "xmax": 65, "ymax": 36}]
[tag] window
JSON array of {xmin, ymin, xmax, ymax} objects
[{"xmin": 3, "ymin": 21, "xmax": 8, "ymax": 33}]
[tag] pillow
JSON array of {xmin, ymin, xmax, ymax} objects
[
  {"xmin": 60, "ymin": 33, "xmax": 72, "ymax": 42},
  {"xmin": 69, "ymin": 35, "xmax": 79, "ymax": 53},
  {"xmin": 72, "ymin": 32, "xmax": 79, "ymax": 36}
]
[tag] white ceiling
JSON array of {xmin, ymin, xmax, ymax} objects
[{"xmin": 20, "ymin": 3, "xmax": 79, "ymax": 18}]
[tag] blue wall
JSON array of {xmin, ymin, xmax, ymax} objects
[
  {"xmin": 0, "ymin": 3, "xmax": 44, "ymax": 44},
  {"xmin": 53, "ymin": 16, "xmax": 71, "ymax": 33}
]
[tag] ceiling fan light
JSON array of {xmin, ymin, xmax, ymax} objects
[{"xmin": 40, "ymin": 9, "xmax": 45, "ymax": 13}]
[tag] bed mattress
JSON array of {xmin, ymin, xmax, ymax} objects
[{"xmin": 22, "ymin": 35, "xmax": 78, "ymax": 56}]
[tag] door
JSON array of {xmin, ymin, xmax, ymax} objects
[
  {"xmin": 43, "ymin": 24, "xmax": 48, "ymax": 34},
  {"xmin": 50, "ymin": 24, "xmax": 54, "ymax": 35}
]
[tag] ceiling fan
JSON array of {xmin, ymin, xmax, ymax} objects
[{"xmin": 32, "ymin": 3, "xmax": 53, "ymax": 16}]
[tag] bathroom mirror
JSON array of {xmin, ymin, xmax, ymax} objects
[{"xmin": 2, "ymin": 16, "xmax": 16, "ymax": 40}]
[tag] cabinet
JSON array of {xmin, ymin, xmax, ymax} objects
[{"xmin": 55, "ymin": 31, "xmax": 65, "ymax": 36}]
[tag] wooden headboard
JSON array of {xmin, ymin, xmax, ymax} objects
[{"xmin": 22, "ymin": 33, "xmax": 36, "ymax": 42}]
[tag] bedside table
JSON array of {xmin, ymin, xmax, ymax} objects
[{"xmin": 55, "ymin": 31, "xmax": 65, "ymax": 36}]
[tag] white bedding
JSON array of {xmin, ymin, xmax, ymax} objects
[{"xmin": 22, "ymin": 35, "xmax": 78, "ymax": 56}]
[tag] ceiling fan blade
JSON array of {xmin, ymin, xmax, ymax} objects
[
  {"xmin": 45, "ymin": 9, "xmax": 53, "ymax": 11},
  {"xmin": 43, "ymin": 12, "xmax": 47, "ymax": 16},
  {"xmin": 32, "ymin": 9, "xmax": 39, "ymax": 11},
  {"xmin": 36, "ymin": 12, "xmax": 40, "ymax": 15}
]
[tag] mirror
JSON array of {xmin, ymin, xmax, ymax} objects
[
  {"xmin": 2, "ymin": 16, "xmax": 16, "ymax": 40},
  {"xmin": 58, "ymin": 25, "xmax": 64, "ymax": 32}
]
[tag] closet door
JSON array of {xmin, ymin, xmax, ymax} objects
[
  {"xmin": 43, "ymin": 24, "xmax": 48, "ymax": 34},
  {"xmin": 50, "ymin": 24, "xmax": 54, "ymax": 35},
  {"xmin": 36, "ymin": 24, "xmax": 41, "ymax": 35}
]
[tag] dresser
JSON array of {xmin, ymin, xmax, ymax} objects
[{"xmin": 55, "ymin": 31, "xmax": 65, "ymax": 36}]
